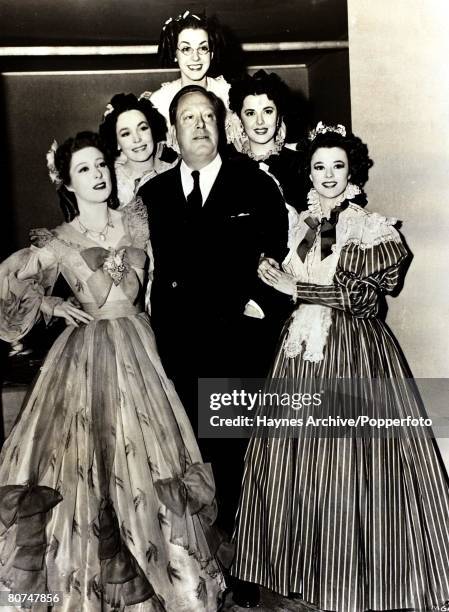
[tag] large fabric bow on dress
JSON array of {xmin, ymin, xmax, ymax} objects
[
  {"xmin": 297, "ymin": 201, "xmax": 349, "ymax": 262},
  {"xmin": 0, "ymin": 484, "xmax": 62, "ymax": 591},
  {"xmin": 98, "ymin": 500, "xmax": 156, "ymax": 607},
  {"xmin": 154, "ymin": 462, "xmax": 218, "ymax": 545},
  {"xmin": 154, "ymin": 463, "xmax": 217, "ymax": 525},
  {"xmin": 80, "ymin": 247, "xmax": 146, "ymax": 308},
  {"xmin": 154, "ymin": 462, "xmax": 235, "ymax": 568}
]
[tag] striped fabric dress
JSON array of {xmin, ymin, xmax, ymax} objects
[{"xmin": 231, "ymin": 201, "xmax": 449, "ymax": 611}]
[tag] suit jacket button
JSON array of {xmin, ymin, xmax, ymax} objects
[{"xmin": 172, "ymin": 281, "xmax": 178, "ymax": 288}]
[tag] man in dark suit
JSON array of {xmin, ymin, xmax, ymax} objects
[
  {"xmin": 139, "ymin": 87, "xmax": 288, "ymax": 602},
  {"xmin": 140, "ymin": 85, "xmax": 288, "ymax": 389}
]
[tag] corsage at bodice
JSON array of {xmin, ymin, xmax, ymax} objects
[
  {"xmin": 0, "ymin": 201, "xmax": 152, "ymax": 341},
  {"xmin": 29, "ymin": 200, "xmax": 151, "ymax": 309}
]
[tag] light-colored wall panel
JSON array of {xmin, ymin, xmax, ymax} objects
[
  {"xmin": 348, "ymin": 0, "xmax": 449, "ymax": 469},
  {"xmin": 348, "ymin": 0, "xmax": 449, "ymax": 378}
]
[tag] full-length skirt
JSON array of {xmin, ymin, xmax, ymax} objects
[
  {"xmin": 0, "ymin": 313, "xmax": 225, "ymax": 611},
  {"xmin": 232, "ymin": 310, "xmax": 449, "ymax": 612}
]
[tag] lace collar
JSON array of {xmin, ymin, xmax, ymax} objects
[
  {"xmin": 241, "ymin": 136, "xmax": 285, "ymax": 161},
  {"xmin": 306, "ymin": 183, "xmax": 361, "ymax": 220}
]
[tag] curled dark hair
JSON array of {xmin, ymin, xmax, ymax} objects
[
  {"xmin": 99, "ymin": 93, "xmax": 167, "ymax": 155},
  {"xmin": 54, "ymin": 131, "xmax": 118, "ymax": 222},
  {"xmin": 158, "ymin": 10, "xmax": 224, "ymax": 70},
  {"xmin": 228, "ymin": 70, "xmax": 289, "ymax": 120},
  {"xmin": 298, "ymin": 128, "xmax": 374, "ymax": 201}
]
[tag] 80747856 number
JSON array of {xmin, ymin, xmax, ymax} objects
[{"xmin": 0, "ymin": 592, "xmax": 63, "ymax": 606}]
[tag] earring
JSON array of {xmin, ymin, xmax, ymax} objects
[
  {"xmin": 274, "ymin": 120, "xmax": 286, "ymax": 149},
  {"xmin": 226, "ymin": 112, "xmax": 249, "ymax": 151}
]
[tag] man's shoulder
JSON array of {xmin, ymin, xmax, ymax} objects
[
  {"xmin": 220, "ymin": 156, "xmax": 283, "ymax": 190},
  {"xmin": 220, "ymin": 156, "xmax": 264, "ymax": 178},
  {"xmin": 138, "ymin": 163, "xmax": 180, "ymax": 197}
]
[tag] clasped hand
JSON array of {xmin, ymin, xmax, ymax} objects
[{"xmin": 258, "ymin": 257, "xmax": 296, "ymax": 296}]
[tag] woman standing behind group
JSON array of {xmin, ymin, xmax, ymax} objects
[
  {"xmin": 232, "ymin": 123, "xmax": 449, "ymax": 611},
  {"xmin": 147, "ymin": 11, "xmax": 230, "ymax": 125}
]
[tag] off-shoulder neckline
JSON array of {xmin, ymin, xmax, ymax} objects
[{"xmin": 59, "ymin": 212, "xmax": 133, "ymax": 250}]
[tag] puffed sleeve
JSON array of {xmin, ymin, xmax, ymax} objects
[
  {"xmin": 295, "ymin": 217, "xmax": 408, "ymax": 318},
  {"xmin": 0, "ymin": 232, "xmax": 60, "ymax": 343}
]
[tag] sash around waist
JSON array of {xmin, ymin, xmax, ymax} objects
[{"xmin": 82, "ymin": 301, "xmax": 143, "ymax": 320}]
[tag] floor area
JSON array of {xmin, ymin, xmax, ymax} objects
[{"xmin": 222, "ymin": 588, "xmax": 318, "ymax": 611}]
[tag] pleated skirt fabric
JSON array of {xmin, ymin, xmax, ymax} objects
[
  {"xmin": 0, "ymin": 313, "xmax": 225, "ymax": 612},
  {"xmin": 232, "ymin": 310, "xmax": 449, "ymax": 612}
]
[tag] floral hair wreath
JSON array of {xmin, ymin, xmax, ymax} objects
[
  {"xmin": 102, "ymin": 92, "xmax": 157, "ymax": 119},
  {"xmin": 46, "ymin": 140, "xmax": 63, "ymax": 188},
  {"xmin": 162, "ymin": 10, "xmax": 202, "ymax": 31},
  {"xmin": 308, "ymin": 121, "xmax": 346, "ymax": 141}
]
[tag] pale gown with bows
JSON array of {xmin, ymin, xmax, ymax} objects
[{"xmin": 0, "ymin": 200, "xmax": 225, "ymax": 611}]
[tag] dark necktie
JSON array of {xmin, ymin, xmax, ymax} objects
[{"xmin": 187, "ymin": 170, "xmax": 203, "ymax": 210}]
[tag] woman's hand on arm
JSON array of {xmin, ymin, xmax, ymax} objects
[{"xmin": 52, "ymin": 301, "xmax": 94, "ymax": 327}]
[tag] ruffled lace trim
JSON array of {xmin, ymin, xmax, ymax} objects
[
  {"xmin": 290, "ymin": 199, "xmax": 402, "ymax": 252},
  {"xmin": 338, "ymin": 207, "xmax": 402, "ymax": 248},
  {"xmin": 284, "ymin": 303, "xmax": 333, "ymax": 361},
  {"xmin": 123, "ymin": 198, "xmax": 150, "ymax": 250},
  {"xmin": 30, "ymin": 226, "xmax": 84, "ymax": 262}
]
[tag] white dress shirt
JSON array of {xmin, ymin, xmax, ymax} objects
[
  {"xmin": 180, "ymin": 153, "xmax": 264, "ymax": 319},
  {"xmin": 180, "ymin": 154, "xmax": 222, "ymax": 204}
]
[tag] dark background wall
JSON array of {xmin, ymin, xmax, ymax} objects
[
  {"xmin": 0, "ymin": 0, "xmax": 348, "ymax": 45},
  {"xmin": 0, "ymin": 0, "xmax": 350, "ymax": 253}
]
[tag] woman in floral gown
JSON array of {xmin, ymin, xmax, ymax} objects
[
  {"xmin": 0, "ymin": 131, "xmax": 225, "ymax": 611},
  {"xmin": 231, "ymin": 124, "xmax": 449, "ymax": 611}
]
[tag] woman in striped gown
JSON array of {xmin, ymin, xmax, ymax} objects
[{"xmin": 231, "ymin": 123, "xmax": 449, "ymax": 611}]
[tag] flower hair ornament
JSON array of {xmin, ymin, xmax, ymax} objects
[
  {"xmin": 309, "ymin": 121, "xmax": 346, "ymax": 141},
  {"xmin": 162, "ymin": 10, "xmax": 201, "ymax": 30},
  {"xmin": 46, "ymin": 140, "xmax": 63, "ymax": 188},
  {"xmin": 103, "ymin": 103, "xmax": 114, "ymax": 118}
]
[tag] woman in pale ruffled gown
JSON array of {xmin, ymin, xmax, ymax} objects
[{"xmin": 0, "ymin": 131, "xmax": 225, "ymax": 611}]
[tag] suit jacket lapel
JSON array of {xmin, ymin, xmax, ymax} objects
[
  {"xmin": 202, "ymin": 163, "xmax": 226, "ymax": 211},
  {"xmin": 173, "ymin": 162, "xmax": 188, "ymax": 210}
]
